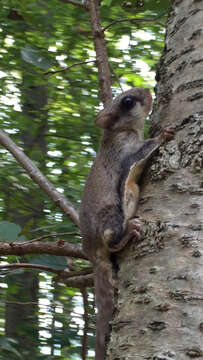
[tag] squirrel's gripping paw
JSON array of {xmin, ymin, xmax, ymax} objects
[
  {"xmin": 128, "ymin": 217, "xmax": 142, "ymax": 240},
  {"xmin": 161, "ymin": 126, "xmax": 175, "ymax": 142}
]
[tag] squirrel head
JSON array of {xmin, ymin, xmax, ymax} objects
[{"xmin": 95, "ymin": 88, "xmax": 152, "ymax": 131}]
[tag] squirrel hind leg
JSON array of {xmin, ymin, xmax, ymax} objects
[{"xmin": 98, "ymin": 206, "xmax": 124, "ymax": 250}]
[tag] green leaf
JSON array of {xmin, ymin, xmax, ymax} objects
[
  {"xmin": 20, "ymin": 218, "xmax": 34, "ymax": 236},
  {"xmin": 103, "ymin": 0, "xmax": 113, "ymax": 6},
  {"xmin": 21, "ymin": 44, "xmax": 51, "ymax": 70},
  {"xmin": 31, "ymin": 254, "xmax": 67, "ymax": 270},
  {"xmin": 0, "ymin": 221, "xmax": 21, "ymax": 242},
  {"xmin": 0, "ymin": 336, "xmax": 22, "ymax": 359}
]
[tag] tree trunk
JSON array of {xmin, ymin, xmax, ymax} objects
[
  {"xmin": 5, "ymin": 74, "xmax": 48, "ymax": 357},
  {"xmin": 107, "ymin": 0, "xmax": 203, "ymax": 359}
]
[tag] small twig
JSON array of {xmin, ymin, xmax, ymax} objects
[
  {"xmin": 16, "ymin": 232, "xmax": 81, "ymax": 246},
  {"xmin": 103, "ymin": 17, "xmax": 165, "ymax": 32},
  {"xmin": 0, "ymin": 129, "xmax": 79, "ymax": 227},
  {"xmin": 109, "ymin": 64, "xmax": 123, "ymax": 92},
  {"xmin": 59, "ymin": 0, "xmax": 87, "ymax": 9},
  {"xmin": 45, "ymin": 60, "xmax": 96, "ymax": 75}
]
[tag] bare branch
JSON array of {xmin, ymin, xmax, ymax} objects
[
  {"xmin": 63, "ymin": 274, "xmax": 93, "ymax": 287},
  {"xmin": 0, "ymin": 263, "xmax": 92, "ymax": 277},
  {"xmin": 87, "ymin": 0, "xmax": 112, "ymax": 106},
  {"xmin": 18, "ymin": 232, "xmax": 81, "ymax": 246},
  {"xmin": 0, "ymin": 240, "xmax": 87, "ymax": 259},
  {"xmin": 63, "ymin": 267, "xmax": 93, "ymax": 278},
  {"xmin": 53, "ymin": 267, "xmax": 93, "ymax": 282},
  {"xmin": 109, "ymin": 64, "xmax": 124, "ymax": 92},
  {"xmin": 0, "ymin": 263, "xmax": 63, "ymax": 274},
  {"xmin": 103, "ymin": 17, "xmax": 165, "ymax": 32},
  {"xmin": 0, "ymin": 130, "xmax": 79, "ymax": 227},
  {"xmin": 45, "ymin": 60, "xmax": 96, "ymax": 75},
  {"xmin": 0, "ymin": 263, "xmax": 94, "ymax": 287},
  {"xmin": 59, "ymin": 0, "xmax": 87, "ymax": 9}
]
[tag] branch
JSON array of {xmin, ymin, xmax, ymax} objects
[
  {"xmin": 109, "ymin": 63, "xmax": 123, "ymax": 92},
  {"xmin": 18, "ymin": 232, "xmax": 81, "ymax": 246},
  {"xmin": 103, "ymin": 17, "xmax": 164, "ymax": 32},
  {"xmin": 45, "ymin": 60, "xmax": 96, "ymax": 75},
  {"xmin": 63, "ymin": 274, "xmax": 93, "ymax": 287},
  {"xmin": 0, "ymin": 130, "xmax": 79, "ymax": 227},
  {"xmin": 87, "ymin": 0, "xmax": 112, "ymax": 106},
  {"xmin": 0, "ymin": 263, "xmax": 63, "ymax": 274},
  {"xmin": 81, "ymin": 288, "xmax": 89, "ymax": 360},
  {"xmin": 62, "ymin": 267, "xmax": 93, "ymax": 278},
  {"xmin": 0, "ymin": 263, "xmax": 92, "ymax": 277},
  {"xmin": 0, "ymin": 263, "xmax": 94, "ymax": 287},
  {"xmin": 0, "ymin": 240, "xmax": 87, "ymax": 259},
  {"xmin": 59, "ymin": 0, "xmax": 87, "ymax": 9}
]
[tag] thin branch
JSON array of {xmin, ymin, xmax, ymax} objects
[
  {"xmin": 87, "ymin": 0, "xmax": 112, "ymax": 106},
  {"xmin": 81, "ymin": 288, "xmax": 89, "ymax": 360},
  {"xmin": 53, "ymin": 267, "xmax": 93, "ymax": 282},
  {"xmin": 0, "ymin": 263, "xmax": 93, "ymax": 287},
  {"xmin": 63, "ymin": 267, "xmax": 93, "ymax": 278},
  {"xmin": 3, "ymin": 300, "xmax": 39, "ymax": 306},
  {"xmin": 45, "ymin": 60, "xmax": 96, "ymax": 75},
  {"xmin": 103, "ymin": 17, "xmax": 165, "ymax": 32},
  {"xmin": 0, "ymin": 263, "xmax": 63, "ymax": 274},
  {"xmin": 109, "ymin": 63, "xmax": 123, "ymax": 92},
  {"xmin": 0, "ymin": 240, "xmax": 87, "ymax": 259},
  {"xmin": 63, "ymin": 274, "xmax": 93, "ymax": 287},
  {"xmin": 17, "ymin": 232, "xmax": 81, "ymax": 246},
  {"xmin": 0, "ymin": 263, "xmax": 92, "ymax": 277},
  {"xmin": 59, "ymin": 0, "xmax": 87, "ymax": 9},
  {"xmin": 0, "ymin": 130, "xmax": 79, "ymax": 227}
]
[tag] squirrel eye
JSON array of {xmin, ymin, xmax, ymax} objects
[{"xmin": 120, "ymin": 95, "xmax": 135, "ymax": 109}]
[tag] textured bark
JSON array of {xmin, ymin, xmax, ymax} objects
[{"xmin": 107, "ymin": 0, "xmax": 203, "ymax": 359}]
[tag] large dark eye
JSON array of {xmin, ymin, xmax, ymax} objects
[{"xmin": 120, "ymin": 95, "xmax": 135, "ymax": 110}]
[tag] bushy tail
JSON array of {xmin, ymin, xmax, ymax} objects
[{"xmin": 94, "ymin": 258, "xmax": 114, "ymax": 360}]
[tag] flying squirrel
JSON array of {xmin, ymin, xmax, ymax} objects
[{"xmin": 79, "ymin": 88, "xmax": 174, "ymax": 360}]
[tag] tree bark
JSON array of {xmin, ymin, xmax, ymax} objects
[{"xmin": 107, "ymin": 0, "xmax": 203, "ymax": 359}]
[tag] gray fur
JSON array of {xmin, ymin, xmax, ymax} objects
[{"xmin": 79, "ymin": 88, "xmax": 168, "ymax": 360}]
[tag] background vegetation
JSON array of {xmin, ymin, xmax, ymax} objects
[{"xmin": 0, "ymin": 0, "xmax": 170, "ymax": 358}]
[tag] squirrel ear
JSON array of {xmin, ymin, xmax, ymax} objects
[{"xmin": 95, "ymin": 109, "xmax": 117, "ymax": 129}]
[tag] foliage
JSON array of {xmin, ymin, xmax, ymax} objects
[
  {"xmin": 0, "ymin": 221, "xmax": 25, "ymax": 242},
  {"xmin": 0, "ymin": 336, "xmax": 22, "ymax": 359},
  {"xmin": 0, "ymin": 0, "xmax": 170, "ymax": 358}
]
